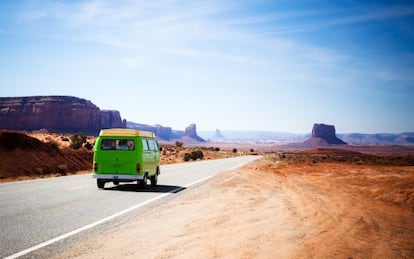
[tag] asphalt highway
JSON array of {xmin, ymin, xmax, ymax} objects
[{"xmin": 0, "ymin": 156, "xmax": 259, "ymax": 258}]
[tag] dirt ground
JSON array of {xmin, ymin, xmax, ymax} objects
[
  {"xmin": 2, "ymin": 131, "xmax": 414, "ymax": 257},
  {"xmin": 54, "ymin": 153, "xmax": 414, "ymax": 259}
]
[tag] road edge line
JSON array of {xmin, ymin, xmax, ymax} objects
[{"xmin": 5, "ymin": 175, "xmax": 215, "ymax": 259}]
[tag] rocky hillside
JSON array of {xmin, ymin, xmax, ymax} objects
[
  {"xmin": 0, "ymin": 130, "xmax": 93, "ymax": 181},
  {"xmin": 0, "ymin": 96, "xmax": 124, "ymax": 134}
]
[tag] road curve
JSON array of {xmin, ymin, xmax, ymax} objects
[{"xmin": 0, "ymin": 155, "xmax": 259, "ymax": 258}]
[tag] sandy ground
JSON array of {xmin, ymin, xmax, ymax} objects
[{"xmin": 54, "ymin": 156, "xmax": 414, "ymax": 259}]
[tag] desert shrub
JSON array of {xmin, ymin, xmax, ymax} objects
[
  {"xmin": 175, "ymin": 141, "xmax": 183, "ymax": 147},
  {"xmin": 250, "ymin": 148, "xmax": 254, "ymax": 152},
  {"xmin": 214, "ymin": 147, "xmax": 220, "ymax": 152},
  {"xmin": 183, "ymin": 153, "xmax": 192, "ymax": 162},
  {"xmin": 183, "ymin": 150, "xmax": 204, "ymax": 161},
  {"xmin": 70, "ymin": 133, "xmax": 87, "ymax": 149},
  {"xmin": 232, "ymin": 148, "xmax": 238, "ymax": 153},
  {"xmin": 84, "ymin": 142, "xmax": 93, "ymax": 150},
  {"xmin": 193, "ymin": 150, "xmax": 204, "ymax": 160}
]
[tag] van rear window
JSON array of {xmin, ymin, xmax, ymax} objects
[{"xmin": 101, "ymin": 139, "xmax": 135, "ymax": 150}]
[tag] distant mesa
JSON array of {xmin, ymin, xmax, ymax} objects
[
  {"xmin": 212, "ymin": 129, "xmax": 225, "ymax": 139},
  {"xmin": 0, "ymin": 95, "xmax": 207, "ymax": 143},
  {"xmin": 303, "ymin": 123, "xmax": 347, "ymax": 146},
  {"xmin": 181, "ymin": 123, "xmax": 206, "ymax": 144},
  {"xmin": 127, "ymin": 121, "xmax": 174, "ymax": 140},
  {"xmin": 100, "ymin": 110, "xmax": 125, "ymax": 129},
  {"xmin": 127, "ymin": 121, "xmax": 205, "ymax": 144},
  {"xmin": 0, "ymin": 96, "xmax": 125, "ymax": 135}
]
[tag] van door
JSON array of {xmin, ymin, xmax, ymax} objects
[
  {"xmin": 147, "ymin": 139, "xmax": 158, "ymax": 175},
  {"xmin": 98, "ymin": 138, "xmax": 137, "ymax": 175},
  {"xmin": 142, "ymin": 138, "xmax": 152, "ymax": 175}
]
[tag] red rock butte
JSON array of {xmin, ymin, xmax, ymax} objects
[
  {"xmin": 303, "ymin": 123, "xmax": 347, "ymax": 146},
  {"xmin": 0, "ymin": 96, "xmax": 124, "ymax": 134}
]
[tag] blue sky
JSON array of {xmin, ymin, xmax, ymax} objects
[{"xmin": 1, "ymin": 0, "xmax": 413, "ymax": 133}]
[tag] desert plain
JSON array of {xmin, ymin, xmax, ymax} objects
[{"xmin": 1, "ymin": 131, "xmax": 414, "ymax": 258}]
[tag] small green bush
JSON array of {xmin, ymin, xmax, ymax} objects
[
  {"xmin": 183, "ymin": 150, "xmax": 204, "ymax": 161},
  {"xmin": 193, "ymin": 150, "xmax": 204, "ymax": 160},
  {"xmin": 183, "ymin": 153, "xmax": 192, "ymax": 161},
  {"xmin": 70, "ymin": 133, "xmax": 87, "ymax": 149},
  {"xmin": 84, "ymin": 142, "xmax": 93, "ymax": 150}
]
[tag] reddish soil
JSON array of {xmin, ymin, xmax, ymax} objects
[
  {"xmin": 54, "ymin": 151, "xmax": 414, "ymax": 258},
  {"xmin": 0, "ymin": 131, "xmax": 93, "ymax": 182},
  {"xmin": 2, "ymin": 131, "xmax": 414, "ymax": 258}
]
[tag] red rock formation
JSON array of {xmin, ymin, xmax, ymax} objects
[
  {"xmin": 127, "ymin": 121, "xmax": 173, "ymax": 140},
  {"xmin": 101, "ymin": 110, "xmax": 125, "ymax": 129},
  {"xmin": 127, "ymin": 122, "xmax": 205, "ymax": 143},
  {"xmin": 182, "ymin": 124, "xmax": 205, "ymax": 143},
  {"xmin": 303, "ymin": 123, "xmax": 347, "ymax": 146},
  {"xmin": 0, "ymin": 96, "xmax": 124, "ymax": 134}
]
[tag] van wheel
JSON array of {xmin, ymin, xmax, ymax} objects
[
  {"xmin": 138, "ymin": 175, "xmax": 147, "ymax": 188},
  {"xmin": 97, "ymin": 179, "xmax": 105, "ymax": 189},
  {"xmin": 150, "ymin": 173, "xmax": 158, "ymax": 187}
]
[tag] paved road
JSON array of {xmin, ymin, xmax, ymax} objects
[{"xmin": 0, "ymin": 156, "xmax": 259, "ymax": 258}]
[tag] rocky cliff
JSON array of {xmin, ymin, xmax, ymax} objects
[
  {"xmin": 101, "ymin": 110, "xmax": 125, "ymax": 129},
  {"xmin": 303, "ymin": 123, "xmax": 347, "ymax": 146},
  {"xmin": 0, "ymin": 96, "xmax": 124, "ymax": 134},
  {"xmin": 181, "ymin": 123, "xmax": 205, "ymax": 143},
  {"xmin": 127, "ymin": 121, "xmax": 205, "ymax": 143},
  {"xmin": 126, "ymin": 121, "xmax": 173, "ymax": 140}
]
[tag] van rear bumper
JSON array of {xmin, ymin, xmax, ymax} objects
[{"xmin": 92, "ymin": 174, "xmax": 144, "ymax": 181}]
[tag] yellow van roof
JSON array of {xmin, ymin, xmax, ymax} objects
[{"xmin": 99, "ymin": 128, "xmax": 156, "ymax": 138}]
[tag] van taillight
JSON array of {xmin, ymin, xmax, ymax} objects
[
  {"xmin": 93, "ymin": 162, "xmax": 98, "ymax": 172},
  {"xmin": 136, "ymin": 163, "xmax": 141, "ymax": 173}
]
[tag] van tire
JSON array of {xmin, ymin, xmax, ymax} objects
[
  {"xmin": 97, "ymin": 179, "xmax": 105, "ymax": 189},
  {"xmin": 138, "ymin": 175, "xmax": 147, "ymax": 188},
  {"xmin": 150, "ymin": 173, "xmax": 158, "ymax": 187}
]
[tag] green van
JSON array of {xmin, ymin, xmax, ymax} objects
[{"xmin": 92, "ymin": 128, "xmax": 160, "ymax": 189}]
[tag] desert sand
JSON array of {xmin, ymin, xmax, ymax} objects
[
  {"xmin": 1, "ymin": 131, "xmax": 413, "ymax": 257},
  {"xmin": 54, "ymin": 152, "xmax": 414, "ymax": 258}
]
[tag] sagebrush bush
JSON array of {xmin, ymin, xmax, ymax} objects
[
  {"xmin": 183, "ymin": 150, "xmax": 204, "ymax": 161},
  {"xmin": 70, "ymin": 133, "xmax": 87, "ymax": 149},
  {"xmin": 84, "ymin": 142, "xmax": 93, "ymax": 150}
]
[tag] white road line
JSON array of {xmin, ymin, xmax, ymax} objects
[{"xmin": 4, "ymin": 175, "xmax": 215, "ymax": 259}]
